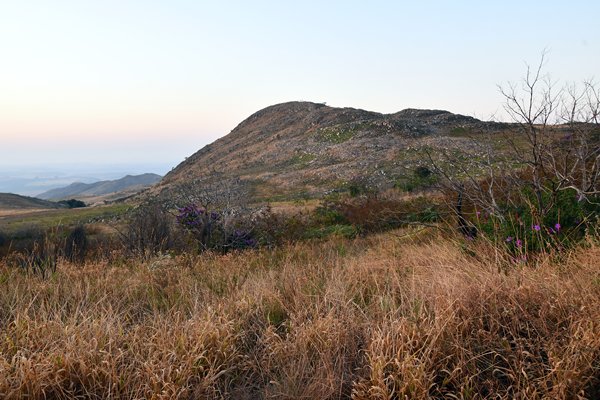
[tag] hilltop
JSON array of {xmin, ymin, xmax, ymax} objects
[
  {"xmin": 156, "ymin": 101, "xmax": 503, "ymax": 202},
  {"xmin": 38, "ymin": 173, "xmax": 162, "ymax": 203}
]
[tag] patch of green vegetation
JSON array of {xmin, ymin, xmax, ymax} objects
[
  {"xmin": 449, "ymin": 127, "xmax": 471, "ymax": 136},
  {"xmin": 258, "ymin": 189, "xmax": 313, "ymax": 203},
  {"xmin": 0, "ymin": 204, "xmax": 131, "ymax": 234},
  {"xmin": 289, "ymin": 153, "xmax": 316, "ymax": 168},
  {"xmin": 265, "ymin": 301, "xmax": 288, "ymax": 329},
  {"xmin": 395, "ymin": 166, "xmax": 439, "ymax": 192},
  {"xmin": 305, "ymin": 224, "xmax": 358, "ymax": 240},
  {"xmin": 476, "ymin": 188, "xmax": 600, "ymax": 254},
  {"xmin": 315, "ymin": 126, "xmax": 356, "ymax": 144},
  {"xmin": 340, "ymin": 179, "xmax": 375, "ymax": 197}
]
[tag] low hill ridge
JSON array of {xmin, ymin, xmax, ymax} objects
[
  {"xmin": 38, "ymin": 173, "xmax": 162, "ymax": 200},
  {"xmin": 0, "ymin": 193, "xmax": 64, "ymax": 210}
]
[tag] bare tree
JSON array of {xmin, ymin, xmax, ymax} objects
[
  {"xmin": 498, "ymin": 52, "xmax": 562, "ymax": 214},
  {"xmin": 549, "ymin": 80, "xmax": 600, "ymax": 202},
  {"xmin": 427, "ymin": 53, "xmax": 600, "ymax": 236},
  {"xmin": 165, "ymin": 176, "xmax": 249, "ymax": 211}
]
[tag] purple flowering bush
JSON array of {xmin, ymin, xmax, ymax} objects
[{"xmin": 176, "ymin": 203, "xmax": 257, "ymax": 252}]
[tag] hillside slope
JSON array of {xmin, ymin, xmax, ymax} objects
[
  {"xmin": 156, "ymin": 101, "xmax": 504, "ymax": 201},
  {"xmin": 0, "ymin": 193, "xmax": 63, "ymax": 210},
  {"xmin": 38, "ymin": 173, "xmax": 162, "ymax": 201}
]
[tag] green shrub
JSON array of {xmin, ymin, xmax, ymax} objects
[
  {"xmin": 475, "ymin": 188, "xmax": 600, "ymax": 255},
  {"xmin": 58, "ymin": 199, "xmax": 86, "ymax": 208},
  {"xmin": 314, "ymin": 201, "xmax": 349, "ymax": 225},
  {"xmin": 396, "ymin": 166, "xmax": 439, "ymax": 192}
]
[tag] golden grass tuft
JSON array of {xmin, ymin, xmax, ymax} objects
[{"xmin": 1, "ymin": 230, "xmax": 599, "ymax": 399}]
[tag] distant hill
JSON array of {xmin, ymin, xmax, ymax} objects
[
  {"xmin": 38, "ymin": 173, "xmax": 162, "ymax": 201},
  {"xmin": 154, "ymin": 101, "xmax": 505, "ymax": 202},
  {"xmin": 0, "ymin": 193, "xmax": 64, "ymax": 210}
]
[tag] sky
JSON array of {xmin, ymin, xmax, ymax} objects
[{"xmin": 1, "ymin": 0, "xmax": 599, "ymax": 176}]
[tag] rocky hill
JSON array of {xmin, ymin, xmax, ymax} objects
[
  {"xmin": 38, "ymin": 173, "xmax": 162, "ymax": 201},
  {"xmin": 156, "ymin": 101, "xmax": 505, "ymax": 202}
]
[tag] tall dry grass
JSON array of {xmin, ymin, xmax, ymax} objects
[{"xmin": 0, "ymin": 229, "xmax": 599, "ymax": 399}]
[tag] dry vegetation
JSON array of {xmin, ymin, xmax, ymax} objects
[{"xmin": 1, "ymin": 228, "xmax": 599, "ymax": 399}]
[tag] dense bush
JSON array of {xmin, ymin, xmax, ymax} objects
[
  {"xmin": 342, "ymin": 177, "xmax": 375, "ymax": 197},
  {"xmin": 315, "ymin": 194, "xmax": 441, "ymax": 234},
  {"xmin": 119, "ymin": 205, "xmax": 175, "ymax": 257},
  {"xmin": 395, "ymin": 166, "xmax": 439, "ymax": 193},
  {"xmin": 58, "ymin": 199, "xmax": 86, "ymax": 208},
  {"xmin": 64, "ymin": 225, "xmax": 88, "ymax": 264},
  {"xmin": 246, "ymin": 207, "xmax": 311, "ymax": 246},
  {"xmin": 176, "ymin": 204, "xmax": 257, "ymax": 252}
]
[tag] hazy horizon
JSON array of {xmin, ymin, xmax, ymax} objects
[{"xmin": 1, "ymin": 0, "xmax": 599, "ymax": 190}]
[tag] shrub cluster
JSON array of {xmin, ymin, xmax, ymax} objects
[
  {"xmin": 57, "ymin": 199, "xmax": 86, "ymax": 208},
  {"xmin": 471, "ymin": 188, "xmax": 600, "ymax": 258},
  {"xmin": 395, "ymin": 166, "xmax": 439, "ymax": 193},
  {"xmin": 176, "ymin": 204, "xmax": 257, "ymax": 252},
  {"xmin": 315, "ymin": 194, "xmax": 441, "ymax": 234},
  {"xmin": 118, "ymin": 205, "xmax": 176, "ymax": 258}
]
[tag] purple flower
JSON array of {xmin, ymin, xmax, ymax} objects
[
  {"xmin": 176, "ymin": 203, "xmax": 207, "ymax": 230},
  {"xmin": 516, "ymin": 239, "xmax": 523, "ymax": 248},
  {"xmin": 554, "ymin": 223, "xmax": 561, "ymax": 232},
  {"xmin": 506, "ymin": 236, "xmax": 513, "ymax": 242},
  {"xmin": 533, "ymin": 224, "xmax": 541, "ymax": 232}
]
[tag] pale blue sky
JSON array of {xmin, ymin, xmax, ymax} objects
[{"xmin": 1, "ymin": 0, "xmax": 599, "ymax": 172}]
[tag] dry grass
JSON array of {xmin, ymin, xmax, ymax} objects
[
  {"xmin": 0, "ymin": 229, "xmax": 599, "ymax": 399},
  {"xmin": 0, "ymin": 209, "xmax": 51, "ymax": 218}
]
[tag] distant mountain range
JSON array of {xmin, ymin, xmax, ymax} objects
[{"xmin": 38, "ymin": 173, "xmax": 162, "ymax": 201}]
